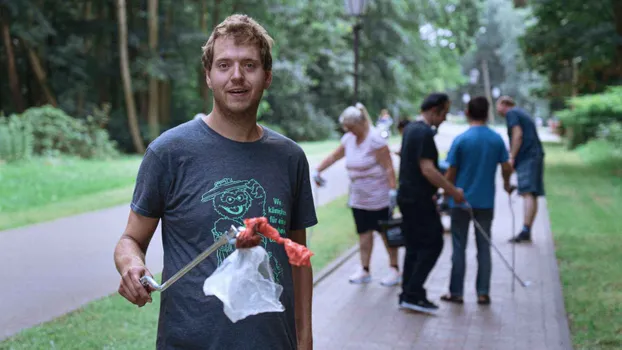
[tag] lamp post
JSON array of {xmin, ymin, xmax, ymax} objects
[{"xmin": 345, "ymin": 0, "xmax": 368, "ymax": 104}]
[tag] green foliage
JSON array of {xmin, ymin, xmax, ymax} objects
[
  {"xmin": 597, "ymin": 122, "xmax": 622, "ymax": 151},
  {"xmin": 556, "ymin": 86, "xmax": 622, "ymax": 149},
  {"xmin": 520, "ymin": 0, "xmax": 620, "ymax": 106},
  {"xmin": 21, "ymin": 105, "xmax": 119, "ymax": 158},
  {"xmin": 0, "ymin": 114, "xmax": 34, "ymax": 163}
]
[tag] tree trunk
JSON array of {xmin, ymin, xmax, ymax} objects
[
  {"xmin": 0, "ymin": 8, "xmax": 25, "ymax": 112},
  {"xmin": 613, "ymin": 0, "xmax": 622, "ymax": 80},
  {"xmin": 481, "ymin": 59, "xmax": 494, "ymax": 123},
  {"xmin": 198, "ymin": 0, "xmax": 211, "ymax": 113},
  {"xmin": 26, "ymin": 46, "xmax": 57, "ymax": 107},
  {"xmin": 147, "ymin": 0, "xmax": 159, "ymax": 140},
  {"xmin": 117, "ymin": 0, "xmax": 146, "ymax": 153}
]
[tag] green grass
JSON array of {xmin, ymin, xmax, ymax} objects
[
  {"xmin": 0, "ymin": 135, "xmax": 403, "ymax": 231},
  {"xmin": 544, "ymin": 140, "xmax": 622, "ymax": 350},
  {"xmin": 0, "ymin": 195, "xmax": 358, "ymax": 350}
]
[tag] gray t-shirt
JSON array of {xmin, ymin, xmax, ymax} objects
[{"xmin": 131, "ymin": 118, "xmax": 318, "ymax": 350}]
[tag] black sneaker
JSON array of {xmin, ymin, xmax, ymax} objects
[
  {"xmin": 399, "ymin": 299, "xmax": 439, "ymax": 315},
  {"xmin": 509, "ymin": 232, "xmax": 531, "ymax": 243}
]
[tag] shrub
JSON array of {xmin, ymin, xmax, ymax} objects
[
  {"xmin": 0, "ymin": 113, "xmax": 34, "ymax": 163},
  {"xmin": 20, "ymin": 105, "xmax": 118, "ymax": 158},
  {"xmin": 556, "ymin": 86, "xmax": 622, "ymax": 149}
]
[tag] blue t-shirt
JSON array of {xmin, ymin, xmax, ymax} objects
[
  {"xmin": 446, "ymin": 125, "xmax": 509, "ymax": 209},
  {"xmin": 506, "ymin": 107, "xmax": 544, "ymax": 165}
]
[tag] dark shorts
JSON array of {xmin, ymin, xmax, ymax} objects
[
  {"xmin": 351, "ymin": 207, "xmax": 390, "ymax": 234},
  {"xmin": 516, "ymin": 155, "xmax": 545, "ymax": 197}
]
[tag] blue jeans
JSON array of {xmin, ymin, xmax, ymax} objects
[{"xmin": 449, "ymin": 208, "xmax": 494, "ymax": 297}]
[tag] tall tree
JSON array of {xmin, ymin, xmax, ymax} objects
[
  {"xmin": 117, "ymin": 0, "xmax": 145, "ymax": 153},
  {"xmin": 147, "ymin": 0, "xmax": 159, "ymax": 140},
  {"xmin": 0, "ymin": 6, "xmax": 25, "ymax": 112}
]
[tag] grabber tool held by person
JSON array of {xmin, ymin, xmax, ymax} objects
[
  {"xmin": 464, "ymin": 201, "xmax": 531, "ymax": 289},
  {"xmin": 140, "ymin": 225, "xmax": 242, "ymax": 292}
]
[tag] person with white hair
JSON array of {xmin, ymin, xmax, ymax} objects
[{"xmin": 313, "ymin": 103, "xmax": 401, "ymax": 286}]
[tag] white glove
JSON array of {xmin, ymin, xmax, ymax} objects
[
  {"xmin": 389, "ymin": 189, "xmax": 398, "ymax": 211},
  {"xmin": 312, "ymin": 170, "xmax": 326, "ymax": 187}
]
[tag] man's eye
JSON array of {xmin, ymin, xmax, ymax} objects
[
  {"xmin": 246, "ymin": 63, "xmax": 255, "ymax": 68},
  {"xmin": 218, "ymin": 63, "xmax": 228, "ymax": 69}
]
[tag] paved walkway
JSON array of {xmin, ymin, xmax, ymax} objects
[{"xmin": 312, "ymin": 173, "xmax": 573, "ymax": 349}]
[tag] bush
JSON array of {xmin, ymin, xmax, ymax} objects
[
  {"xmin": 21, "ymin": 105, "xmax": 118, "ymax": 158},
  {"xmin": 0, "ymin": 113, "xmax": 34, "ymax": 163},
  {"xmin": 556, "ymin": 86, "xmax": 622, "ymax": 149},
  {"xmin": 597, "ymin": 122, "xmax": 622, "ymax": 151}
]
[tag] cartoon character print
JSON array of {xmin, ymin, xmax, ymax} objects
[{"xmin": 201, "ymin": 178, "xmax": 284, "ymax": 282}]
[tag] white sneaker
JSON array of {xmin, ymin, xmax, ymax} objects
[
  {"xmin": 380, "ymin": 268, "xmax": 401, "ymax": 287},
  {"xmin": 349, "ymin": 268, "xmax": 371, "ymax": 284}
]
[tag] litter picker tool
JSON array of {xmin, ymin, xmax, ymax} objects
[
  {"xmin": 140, "ymin": 226, "xmax": 242, "ymax": 292},
  {"xmin": 463, "ymin": 201, "xmax": 531, "ymax": 289}
]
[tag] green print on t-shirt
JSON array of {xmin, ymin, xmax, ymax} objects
[{"xmin": 201, "ymin": 177, "xmax": 287, "ymax": 283}]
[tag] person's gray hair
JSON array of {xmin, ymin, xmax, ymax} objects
[{"xmin": 339, "ymin": 102, "xmax": 372, "ymax": 126}]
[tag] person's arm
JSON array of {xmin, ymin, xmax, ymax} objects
[
  {"xmin": 375, "ymin": 145, "xmax": 396, "ymax": 189},
  {"xmin": 509, "ymin": 125, "xmax": 522, "ymax": 165},
  {"xmin": 445, "ymin": 166, "xmax": 457, "ymax": 184},
  {"xmin": 499, "ymin": 138, "xmax": 514, "ymax": 192},
  {"xmin": 289, "ymin": 228, "xmax": 313, "ymax": 350},
  {"xmin": 315, "ymin": 144, "xmax": 345, "ymax": 172},
  {"xmin": 114, "ymin": 147, "xmax": 171, "ymax": 307},
  {"xmin": 420, "ymin": 159, "xmax": 462, "ymax": 201},
  {"xmin": 114, "ymin": 211, "xmax": 159, "ymax": 307}
]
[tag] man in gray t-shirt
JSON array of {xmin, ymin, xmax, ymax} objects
[{"xmin": 114, "ymin": 14, "xmax": 317, "ymax": 350}]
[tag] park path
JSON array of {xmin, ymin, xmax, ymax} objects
[
  {"xmin": 0, "ymin": 122, "xmax": 561, "ymax": 342},
  {"xmin": 311, "ymin": 166, "xmax": 573, "ymax": 349}
]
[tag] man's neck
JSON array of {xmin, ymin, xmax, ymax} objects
[
  {"xmin": 203, "ymin": 104, "xmax": 263, "ymax": 142},
  {"xmin": 469, "ymin": 120, "xmax": 486, "ymax": 127}
]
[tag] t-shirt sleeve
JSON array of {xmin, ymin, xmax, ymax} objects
[
  {"xmin": 420, "ymin": 130, "xmax": 437, "ymax": 160},
  {"xmin": 506, "ymin": 110, "xmax": 520, "ymax": 130},
  {"xmin": 446, "ymin": 137, "xmax": 460, "ymax": 168},
  {"xmin": 130, "ymin": 148, "xmax": 173, "ymax": 218},
  {"xmin": 289, "ymin": 150, "xmax": 318, "ymax": 231},
  {"xmin": 369, "ymin": 130, "xmax": 388, "ymax": 151}
]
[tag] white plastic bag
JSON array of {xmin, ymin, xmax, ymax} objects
[{"xmin": 203, "ymin": 245, "xmax": 285, "ymax": 323}]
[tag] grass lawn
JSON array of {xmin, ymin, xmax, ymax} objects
[
  {"xmin": 1, "ymin": 134, "xmax": 404, "ymax": 231},
  {"xmin": 0, "ymin": 195, "xmax": 358, "ymax": 349},
  {"xmin": 545, "ymin": 140, "xmax": 622, "ymax": 349}
]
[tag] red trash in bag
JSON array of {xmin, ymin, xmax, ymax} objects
[{"xmin": 236, "ymin": 217, "xmax": 314, "ymax": 267}]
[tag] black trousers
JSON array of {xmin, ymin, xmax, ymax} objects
[{"xmin": 398, "ymin": 199, "xmax": 444, "ymax": 303}]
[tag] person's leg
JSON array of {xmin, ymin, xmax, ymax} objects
[
  {"xmin": 403, "ymin": 203, "xmax": 443, "ymax": 303},
  {"xmin": 510, "ymin": 158, "xmax": 539, "ymax": 243},
  {"xmin": 349, "ymin": 209, "xmax": 372, "ymax": 283},
  {"xmin": 474, "ymin": 209, "xmax": 494, "ymax": 302},
  {"xmin": 358, "ymin": 230, "xmax": 374, "ymax": 270},
  {"xmin": 398, "ymin": 203, "xmax": 417, "ymax": 303},
  {"xmin": 443, "ymin": 208, "xmax": 469, "ymax": 301}
]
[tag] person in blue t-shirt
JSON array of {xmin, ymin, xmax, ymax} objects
[
  {"xmin": 440, "ymin": 96, "xmax": 513, "ymax": 305},
  {"xmin": 496, "ymin": 96, "xmax": 545, "ymax": 243}
]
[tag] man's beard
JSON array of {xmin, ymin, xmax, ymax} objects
[{"xmin": 214, "ymin": 92, "xmax": 261, "ymax": 121}]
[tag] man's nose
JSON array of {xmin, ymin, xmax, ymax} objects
[{"xmin": 231, "ymin": 63, "xmax": 244, "ymax": 81}]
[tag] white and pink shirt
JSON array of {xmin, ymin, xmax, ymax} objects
[{"xmin": 341, "ymin": 128, "xmax": 391, "ymax": 211}]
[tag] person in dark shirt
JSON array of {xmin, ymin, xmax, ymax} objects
[
  {"xmin": 397, "ymin": 93, "xmax": 465, "ymax": 314},
  {"xmin": 496, "ymin": 96, "xmax": 545, "ymax": 243}
]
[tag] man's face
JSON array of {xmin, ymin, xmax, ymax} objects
[
  {"xmin": 206, "ymin": 37, "xmax": 272, "ymax": 115},
  {"xmin": 495, "ymin": 101, "xmax": 505, "ymax": 117},
  {"xmin": 432, "ymin": 101, "xmax": 450, "ymax": 127}
]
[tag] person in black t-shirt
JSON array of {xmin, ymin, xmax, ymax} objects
[{"xmin": 397, "ymin": 92, "xmax": 465, "ymax": 314}]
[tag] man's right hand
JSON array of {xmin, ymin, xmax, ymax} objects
[
  {"xmin": 451, "ymin": 187, "xmax": 465, "ymax": 204},
  {"xmin": 504, "ymin": 182, "xmax": 516, "ymax": 194},
  {"xmin": 118, "ymin": 265, "xmax": 154, "ymax": 307},
  {"xmin": 311, "ymin": 170, "xmax": 326, "ymax": 187}
]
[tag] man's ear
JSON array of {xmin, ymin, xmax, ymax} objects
[
  {"xmin": 264, "ymin": 70, "xmax": 272, "ymax": 89},
  {"xmin": 205, "ymin": 69, "xmax": 213, "ymax": 89}
]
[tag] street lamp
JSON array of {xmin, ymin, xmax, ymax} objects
[{"xmin": 345, "ymin": 0, "xmax": 368, "ymax": 104}]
